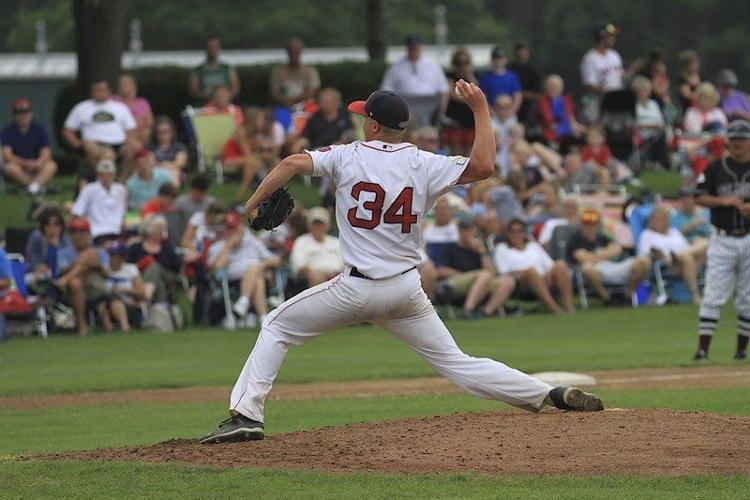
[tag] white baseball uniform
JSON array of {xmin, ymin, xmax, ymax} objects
[{"xmin": 229, "ymin": 140, "xmax": 552, "ymax": 422}]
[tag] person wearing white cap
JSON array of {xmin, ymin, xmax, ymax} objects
[
  {"xmin": 71, "ymin": 159, "xmax": 127, "ymax": 246},
  {"xmin": 289, "ymin": 207, "xmax": 343, "ymax": 287}
]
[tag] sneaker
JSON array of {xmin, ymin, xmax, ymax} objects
[
  {"xmin": 734, "ymin": 351, "xmax": 747, "ymax": 361},
  {"xmin": 199, "ymin": 413, "xmax": 264, "ymax": 444},
  {"xmin": 693, "ymin": 349, "xmax": 708, "ymax": 361},
  {"xmin": 548, "ymin": 386, "xmax": 604, "ymax": 412},
  {"xmin": 232, "ymin": 297, "xmax": 250, "ymax": 318}
]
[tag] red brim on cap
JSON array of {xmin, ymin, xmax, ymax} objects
[{"xmin": 347, "ymin": 100, "xmax": 368, "ymax": 117}]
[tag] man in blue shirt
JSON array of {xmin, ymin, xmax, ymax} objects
[
  {"xmin": 1, "ymin": 98, "xmax": 58, "ymax": 195},
  {"xmin": 478, "ymin": 47, "xmax": 522, "ymax": 115},
  {"xmin": 0, "ymin": 248, "xmax": 12, "ymax": 340}
]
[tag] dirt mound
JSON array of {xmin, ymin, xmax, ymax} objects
[{"xmin": 55, "ymin": 409, "xmax": 750, "ymax": 475}]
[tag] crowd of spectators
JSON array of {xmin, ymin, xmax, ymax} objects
[{"xmin": 1, "ymin": 26, "xmax": 743, "ymax": 338}]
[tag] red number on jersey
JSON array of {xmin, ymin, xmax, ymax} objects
[
  {"xmin": 347, "ymin": 182, "xmax": 385, "ymax": 230},
  {"xmin": 383, "ymin": 187, "xmax": 418, "ymax": 233},
  {"xmin": 347, "ymin": 182, "xmax": 418, "ymax": 233}
]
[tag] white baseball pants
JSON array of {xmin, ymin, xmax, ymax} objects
[
  {"xmin": 230, "ymin": 268, "xmax": 553, "ymax": 422},
  {"xmin": 699, "ymin": 233, "xmax": 750, "ymax": 322}
]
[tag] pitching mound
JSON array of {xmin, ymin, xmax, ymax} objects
[{"xmin": 56, "ymin": 409, "xmax": 750, "ymax": 475}]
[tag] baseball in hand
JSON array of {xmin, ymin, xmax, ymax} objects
[{"xmin": 454, "ymin": 84, "xmax": 463, "ymax": 97}]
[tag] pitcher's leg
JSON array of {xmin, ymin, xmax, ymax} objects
[
  {"xmin": 230, "ymin": 275, "xmax": 362, "ymax": 421},
  {"xmin": 378, "ymin": 292, "xmax": 552, "ymax": 412}
]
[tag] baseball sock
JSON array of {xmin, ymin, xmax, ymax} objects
[
  {"xmin": 698, "ymin": 317, "xmax": 718, "ymax": 354},
  {"xmin": 737, "ymin": 315, "xmax": 750, "ymax": 354}
]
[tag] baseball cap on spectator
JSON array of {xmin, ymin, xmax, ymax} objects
[
  {"xmin": 11, "ymin": 98, "xmax": 32, "ymax": 113},
  {"xmin": 106, "ymin": 240, "xmax": 128, "ymax": 256},
  {"xmin": 594, "ymin": 23, "xmax": 619, "ymax": 40},
  {"xmin": 307, "ymin": 207, "xmax": 330, "ymax": 225},
  {"xmin": 224, "ymin": 211, "xmax": 242, "ymax": 229},
  {"xmin": 580, "ymin": 208, "xmax": 601, "ymax": 225},
  {"xmin": 491, "ymin": 46, "xmax": 507, "ymax": 59},
  {"xmin": 348, "ymin": 90, "xmax": 410, "ymax": 130},
  {"xmin": 68, "ymin": 216, "xmax": 91, "ymax": 232},
  {"xmin": 96, "ymin": 159, "xmax": 116, "ymax": 174},
  {"xmin": 134, "ymin": 148, "xmax": 151, "ymax": 160},
  {"xmin": 717, "ymin": 69, "xmax": 739, "ymax": 88},
  {"xmin": 405, "ymin": 35, "xmax": 422, "ymax": 47},
  {"xmin": 727, "ymin": 119, "xmax": 750, "ymax": 139}
]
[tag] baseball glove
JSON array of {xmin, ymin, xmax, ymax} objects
[{"xmin": 249, "ymin": 187, "xmax": 294, "ymax": 231}]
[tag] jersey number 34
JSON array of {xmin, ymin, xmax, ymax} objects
[{"xmin": 347, "ymin": 181, "xmax": 418, "ymax": 233}]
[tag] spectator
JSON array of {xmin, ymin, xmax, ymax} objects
[
  {"xmin": 637, "ymin": 205, "xmax": 707, "ymax": 304},
  {"xmin": 381, "ymin": 35, "xmax": 449, "ymax": 127},
  {"xmin": 174, "ymin": 175, "xmax": 214, "ymax": 220},
  {"xmin": 126, "ymin": 149, "xmax": 174, "ymax": 210},
  {"xmin": 484, "ymin": 173, "xmax": 525, "ymax": 234},
  {"xmin": 677, "ymin": 49, "xmax": 702, "ymax": 112},
  {"xmin": 112, "ymin": 73, "xmax": 154, "ymax": 145},
  {"xmin": 289, "ymin": 207, "xmax": 344, "ymax": 287},
  {"xmin": 561, "ymin": 150, "xmax": 608, "ymax": 189},
  {"xmin": 292, "ymin": 88, "xmax": 353, "ymax": 151},
  {"xmin": 492, "ymin": 218, "xmax": 574, "ymax": 313},
  {"xmin": 538, "ymin": 197, "xmax": 580, "ymax": 246},
  {"xmin": 581, "ymin": 125, "xmax": 635, "ymax": 184},
  {"xmin": 567, "ymin": 208, "xmax": 651, "ymax": 304},
  {"xmin": 180, "ymin": 201, "xmax": 227, "ymax": 252},
  {"xmin": 24, "ymin": 206, "xmax": 74, "ymax": 289},
  {"xmin": 683, "ymin": 83, "xmax": 727, "ymax": 134},
  {"xmin": 415, "ymin": 126, "xmax": 446, "ymax": 154},
  {"xmin": 538, "ymin": 74, "xmax": 586, "ymax": 150},
  {"xmin": 580, "ymin": 24, "xmax": 630, "ymax": 123},
  {"xmin": 208, "ymin": 212, "xmax": 281, "ymax": 324},
  {"xmin": 1, "ymin": 98, "xmax": 58, "ymax": 195},
  {"xmin": 508, "ymin": 41, "xmax": 541, "ymax": 125},
  {"xmin": 221, "ymin": 106, "xmax": 265, "ymax": 199},
  {"xmin": 54, "ymin": 217, "xmax": 110, "ymax": 336},
  {"xmin": 443, "ymin": 47, "xmax": 478, "ymax": 155},
  {"xmin": 673, "ymin": 188, "xmax": 711, "ymax": 243},
  {"xmin": 438, "ymin": 217, "xmax": 516, "ymax": 318},
  {"xmin": 491, "ymin": 94, "xmax": 519, "ymax": 148},
  {"xmin": 188, "ymin": 34, "xmax": 240, "ymax": 104},
  {"xmin": 101, "ymin": 241, "xmax": 149, "ymax": 333},
  {"xmin": 496, "ymin": 122, "xmax": 525, "ymax": 177},
  {"xmin": 642, "ymin": 50, "xmax": 677, "ymax": 123},
  {"xmin": 127, "ymin": 215, "xmax": 182, "ymax": 306},
  {"xmin": 62, "ymin": 79, "xmax": 137, "ymax": 171},
  {"xmin": 71, "ymin": 159, "xmax": 127, "ymax": 246},
  {"xmin": 148, "ymin": 116, "xmax": 188, "ymax": 185},
  {"xmin": 478, "ymin": 47, "xmax": 522, "ymax": 114},
  {"xmin": 632, "ymin": 76, "xmax": 670, "ymax": 168},
  {"xmin": 423, "ymin": 197, "xmax": 459, "ymax": 265},
  {"xmin": 717, "ymin": 69, "xmax": 750, "ymax": 121},
  {"xmin": 204, "ymin": 85, "xmax": 243, "ymax": 125},
  {"xmin": 270, "ymin": 37, "xmax": 321, "ymax": 131},
  {"xmin": 0, "ymin": 248, "xmax": 11, "ymax": 341},
  {"xmin": 140, "ymin": 182, "xmax": 179, "ymax": 218}
]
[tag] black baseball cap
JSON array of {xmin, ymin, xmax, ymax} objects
[
  {"xmin": 405, "ymin": 35, "xmax": 422, "ymax": 47},
  {"xmin": 727, "ymin": 119, "xmax": 750, "ymax": 140},
  {"xmin": 348, "ymin": 90, "xmax": 410, "ymax": 130},
  {"xmin": 491, "ymin": 46, "xmax": 507, "ymax": 59}
]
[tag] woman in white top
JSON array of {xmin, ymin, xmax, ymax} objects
[
  {"xmin": 633, "ymin": 76, "xmax": 670, "ymax": 169},
  {"xmin": 683, "ymin": 83, "xmax": 728, "ymax": 135},
  {"xmin": 637, "ymin": 205, "xmax": 707, "ymax": 304},
  {"xmin": 492, "ymin": 218, "xmax": 574, "ymax": 313}
]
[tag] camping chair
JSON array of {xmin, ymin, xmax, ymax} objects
[
  {"xmin": 182, "ymin": 105, "xmax": 240, "ymax": 184},
  {"xmin": 5, "ymin": 253, "xmax": 48, "ymax": 338}
]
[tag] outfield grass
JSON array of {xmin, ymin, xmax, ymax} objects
[{"xmin": 0, "ymin": 304, "xmax": 740, "ymax": 396}]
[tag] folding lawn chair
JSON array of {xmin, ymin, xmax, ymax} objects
[
  {"xmin": 182, "ymin": 105, "xmax": 240, "ymax": 184},
  {"xmin": 5, "ymin": 253, "xmax": 48, "ymax": 338}
]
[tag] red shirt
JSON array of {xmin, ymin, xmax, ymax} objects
[
  {"xmin": 141, "ymin": 198, "xmax": 164, "ymax": 217},
  {"xmin": 581, "ymin": 144, "xmax": 612, "ymax": 168}
]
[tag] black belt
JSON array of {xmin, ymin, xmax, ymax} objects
[
  {"xmin": 349, "ymin": 266, "xmax": 416, "ymax": 280},
  {"xmin": 717, "ymin": 228, "xmax": 750, "ymax": 237}
]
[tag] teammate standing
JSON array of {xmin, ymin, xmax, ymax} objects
[
  {"xmin": 693, "ymin": 119, "xmax": 750, "ymax": 361},
  {"xmin": 200, "ymin": 81, "xmax": 603, "ymax": 444}
]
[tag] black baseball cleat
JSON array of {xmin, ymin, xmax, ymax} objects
[
  {"xmin": 693, "ymin": 349, "xmax": 709, "ymax": 361},
  {"xmin": 548, "ymin": 386, "xmax": 604, "ymax": 412},
  {"xmin": 199, "ymin": 414, "xmax": 265, "ymax": 444},
  {"xmin": 734, "ymin": 351, "xmax": 747, "ymax": 361}
]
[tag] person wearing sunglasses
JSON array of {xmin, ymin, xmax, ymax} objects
[{"xmin": 1, "ymin": 98, "xmax": 58, "ymax": 195}]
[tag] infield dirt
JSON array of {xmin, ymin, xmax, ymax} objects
[{"xmin": 54, "ymin": 409, "xmax": 750, "ymax": 475}]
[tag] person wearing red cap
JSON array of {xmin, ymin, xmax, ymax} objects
[
  {"xmin": 207, "ymin": 211, "xmax": 281, "ymax": 325},
  {"xmin": 1, "ymin": 98, "xmax": 58, "ymax": 195},
  {"xmin": 54, "ymin": 216, "xmax": 110, "ymax": 336},
  {"xmin": 200, "ymin": 79, "xmax": 602, "ymax": 445}
]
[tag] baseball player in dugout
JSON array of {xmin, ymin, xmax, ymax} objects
[
  {"xmin": 200, "ymin": 80, "xmax": 603, "ymax": 444},
  {"xmin": 693, "ymin": 119, "xmax": 750, "ymax": 361}
]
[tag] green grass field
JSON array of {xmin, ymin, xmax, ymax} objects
[{"xmin": 2, "ymin": 304, "xmax": 749, "ymax": 499}]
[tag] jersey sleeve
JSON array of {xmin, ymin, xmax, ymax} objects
[
  {"xmin": 63, "ymin": 103, "xmax": 83, "ymax": 131},
  {"xmin": 580, "ymin": 54, "xmax": 598, "ymax": 87},
  {"xmin": 424, "ymin": 151, "xmax": 470, "ymax": 199},
  {"xmin": 306, "ymin": 144, "xmax": 343, "ymax": 181},
  {"xmin": 119, "ymin": 105, "xmax": 137, "ymax": 131},
  {"xmin": 71, "ymin": 186, "xmax": 90, "ymax": 217},
  {"xmin": 695, "ymin": 163, "xmax": 716, "ymax": 195}
]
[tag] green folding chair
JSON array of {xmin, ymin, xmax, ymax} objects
[{"xmin": 183, "ymin": 105, "xmax": 239, "ymax": 184}]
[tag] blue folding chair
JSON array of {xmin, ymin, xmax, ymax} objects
[{"xmin": 6, "ymin": 253, "xmax": 48, "ymax": 338}]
